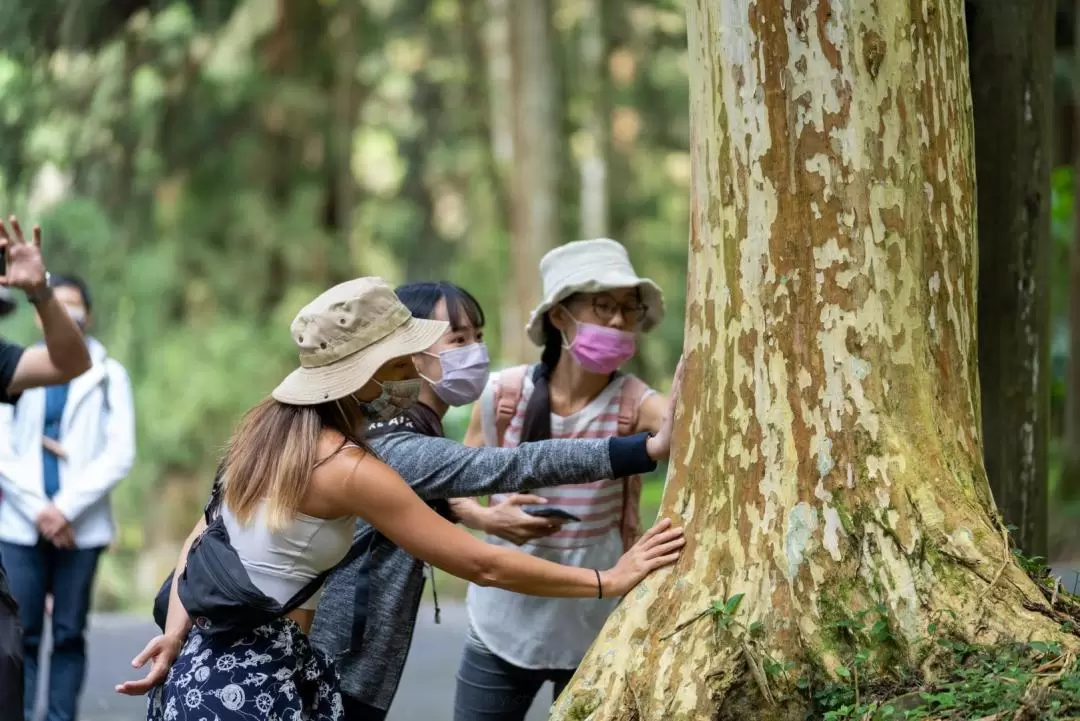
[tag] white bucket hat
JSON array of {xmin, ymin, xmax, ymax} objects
[
  {"xmin": 272, "ymin": 277, "xmax": 448, "ymax": 405},
  {"xmin": 525, "ymin": 238, "xmax": 665, "ymax": 346}
]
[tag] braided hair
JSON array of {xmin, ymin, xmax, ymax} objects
[{"xmin": 517, "ymin": 314, "xmax": 563, "ymax": 444}]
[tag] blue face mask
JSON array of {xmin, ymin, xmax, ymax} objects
[{"xmin": 359, "ymin": 378, "xmax": 422, "ymax": 422}]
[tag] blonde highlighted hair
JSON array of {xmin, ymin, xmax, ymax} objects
[{"xmin": 221, "ymin": 395, "xmax": 372, "ymax": 530}]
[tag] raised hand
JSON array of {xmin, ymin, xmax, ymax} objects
[{"xmin": 0, "ymin": 216, "xmax": 46, "ymax": 294}]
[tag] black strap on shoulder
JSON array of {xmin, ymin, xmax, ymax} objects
[{"xmin": 280, "ymin": 525, "xmax": 378, "ymax": 615}]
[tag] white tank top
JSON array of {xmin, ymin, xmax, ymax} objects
[{"xmin": 222, "ymin": 500, "xmax": 355, "ymax": 611}]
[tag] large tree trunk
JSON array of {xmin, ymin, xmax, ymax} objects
[
  {"xmin": 1064, "ymin": 2, "xmax": 1080, "ymax": 502},
  {"xmin": 331, "ymin": 0, "xmax": 358, "ymax": 257},
  {"xmin": 578, "ymin": 0, "xmax": 609, "ymax": 240},
  {"xmin": 967, "ymin": 0, "xmax": 1052, "ymax": 558},
  {"xmin": 551, "ymin": 2, "xmax": 1074, "ymax": 719},
  {"xmin": 484, "ymin": 0, "xmax": 514, "ymax": 187},
  {"xmin": 501, "ymin": 0, "xmax": 559, "ymax": 365}
]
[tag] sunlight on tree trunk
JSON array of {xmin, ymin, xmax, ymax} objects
[
  {"xmin": 968, "ymin": 0, "xmax": 1052, "ymax": 558},
  {"xmin": 484, "ymin": 0, "xmax": 514, "ymax": 178},
  {"xmin": 579, "ymin": 0, "xmax": 609, "ymax": 240},
  {"xmin": 332, "ymin": 0, "xmax": 358, "ymax": 256},
  {"xmin": 550, "ymin": 2, "xmax": 1076, "ymax": 719},
  {"xmin": 502, "ymin": 0, "xmax": 559, "ymax": 364},
  {"xmin": 27, "ymin": 163, "xmax": 71, "ymax": 217}
]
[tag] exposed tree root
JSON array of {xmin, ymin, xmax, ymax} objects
[{"xmin": 551, "ymin": 562, "xmax": 1080, "ymax": 721}]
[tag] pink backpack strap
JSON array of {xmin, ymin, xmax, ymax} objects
[
  {"xmin": 494, "ymin": 365, "xmax": 529, "ymax": 448},
  {"xmin": 616, "ymin": 375, "xmax": 651, "ymax": 550},
  {"xmin": 616, "ymin": 375, "xmax": 650, "ymax": 437}
]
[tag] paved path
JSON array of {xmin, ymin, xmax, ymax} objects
[
  {"xmin": 1053, "ymin": 566, "xmax": 1080, "ymax": 595},
  {"xmin": 67, "ymin": 602, "xmax": 547, "ymax": 721}
]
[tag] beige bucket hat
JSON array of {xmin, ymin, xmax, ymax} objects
[
  {"xmin": 272, "ymin": 277, "xmax": 448, "ymax": 405},
  {"xmin": 525, "ymin": 238, "xmax": 665, "ymax": 346}
]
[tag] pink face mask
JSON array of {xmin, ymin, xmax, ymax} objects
[{"xmin": 565, "ymin": 320, "xmax": 637, "ymax": 374}]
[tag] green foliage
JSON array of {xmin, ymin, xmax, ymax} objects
[
  {"xmin": 803, "ymin": 550, "xmax": 1080, "ymax": 719},
  {"xmin": 810, "ymin": 636, "xmax": 1080, "ymax": 720},
  {"xmin": 709, "ymin": 592, "xmax": 744, "ymax": 632}
]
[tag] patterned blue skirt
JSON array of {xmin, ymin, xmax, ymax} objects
[{"xmin": 147, "ymin": 618, "xmax": 343, "ymax": 721}]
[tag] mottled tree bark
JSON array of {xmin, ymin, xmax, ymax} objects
[
  {"xmin": 967, "ymin": 0, "xmax": 1052, "ymax": 557},
  {"xmin": 551, "ymin": 2, "xmax": 1074, "ymax": 719},
  {"xmin": 501, "ymin": 0, "xmax": 560, "ymax": 364}
]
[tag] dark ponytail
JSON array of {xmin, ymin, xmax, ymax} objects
[{"xmin": 518, "ymin": 315, "xmax": 562, "ymax": 443}]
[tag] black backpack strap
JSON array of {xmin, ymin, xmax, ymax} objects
[
  {"xmin": 278, "ymin": 526, "xmax": 380, "ymax": 619},
  {"xmin": 152, "ymin": 461, "xmax": 228, "ymax": 632},
  {"xmin": 347, "ymin": 527, "xmax": 381, "ymax": 649}
]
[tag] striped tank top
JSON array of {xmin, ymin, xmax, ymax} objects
[{"xmin": 465, "ymin": 365, "xmax": 654, "ymax": 670}]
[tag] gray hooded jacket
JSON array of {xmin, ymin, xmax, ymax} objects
[{"xmin": 308, "ymin": 429, "xmax": 654, "ymax": 710}]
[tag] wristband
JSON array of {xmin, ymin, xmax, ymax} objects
[
  {"xmin": 595, "ymin": 569, "xmax": 603, "ymax": 599},
  {"xmin": 608, "ymin": 432, "xmax": 658, "ymax": 478},
  {"xmin": 25, "ymin": 272, "xmax": 52, "ymax": 305}
]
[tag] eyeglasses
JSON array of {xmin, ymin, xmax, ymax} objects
[{"xmin": 588, "ymin": 294, "xmax": 649, "ymax": 324}]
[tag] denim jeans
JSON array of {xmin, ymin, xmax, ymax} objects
[
  {"xmin": 453, "ymin": 631, "xmax": 575, "ymax": 721},
  {"xmin": 0, "ymin": 540, "xmax": 103, "ymax": 721}
]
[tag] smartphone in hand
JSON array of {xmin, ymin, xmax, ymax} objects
[{"xmin": 521, "ymin": 506, "xmax": 581, "ymax": 523}]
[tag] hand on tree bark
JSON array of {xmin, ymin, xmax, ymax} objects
[
  {"xmin": 599, "ymin": 517, "xmax": 684, "ymax": 597},
  {"xmin": 646, "ymin": 355, "xmax": 686, "ymax": 461}
]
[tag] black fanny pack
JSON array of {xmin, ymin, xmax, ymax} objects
[{"xmin": 153, "ymin": 515, "xmax": 373, "ymax": 638}]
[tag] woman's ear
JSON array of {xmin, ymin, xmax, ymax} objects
[
  {"xmin": 411, "ymin": 352, "xmax": 437, "ymax": 382},
  {"xmin": 548, "ymin": 305, "xmax": 572, "ymax": 334}
]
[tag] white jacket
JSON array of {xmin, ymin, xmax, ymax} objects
[{"xmin": 0, "ymin": 337, "xmax": 136, "ymax": 548}]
